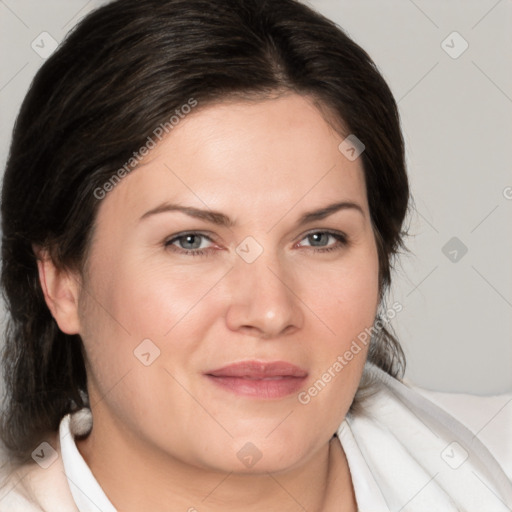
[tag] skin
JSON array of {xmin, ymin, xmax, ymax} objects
[{"xmin": 38, "ymin": 93, "xmax": 380, "ymax": 511}]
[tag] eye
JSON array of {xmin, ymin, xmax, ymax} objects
[
  {"xmin": 164, "ymin": 232, "xmax": 216, "ymax": 257},
  {"xmin": 164, "ymin": 230, "xmax": 348, "ymax": 257},
  {"xmin": 297, "ymin": 230, "xmax": 348, "ymax": 253}
]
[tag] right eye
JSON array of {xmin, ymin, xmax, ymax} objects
[{"xmin": 164, "ymin": 232, "xmax": 217, "ymax": 257}]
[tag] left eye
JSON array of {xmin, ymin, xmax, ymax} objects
[{"xmin": 298, "ymin": 231, "xmax": 347, "ymax": 252}]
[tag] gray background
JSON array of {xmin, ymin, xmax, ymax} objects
[{"xmin": 0, "ymin": 0, "xmax": 510, "ymax": 394}]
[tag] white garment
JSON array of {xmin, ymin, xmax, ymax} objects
[
  {"xmin": 1, "ymin": 363, "xmax": 511, "ymax": 511},
  {"xmin": 341, "ymin": 365, "xmax": 512, "ymax": 511}
]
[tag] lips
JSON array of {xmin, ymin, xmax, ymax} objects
[{"xmin": 205, "ymin": 361, "xmax": 308, "ymax": 399}]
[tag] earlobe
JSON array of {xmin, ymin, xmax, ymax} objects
[{"xmin": 34, "ymin": 247, "xmax": 81, "ymax": 335}]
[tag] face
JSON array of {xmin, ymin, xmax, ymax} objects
[{"xmin": 75, "ymin": 94, "xmax": 379, "ymax": 473}]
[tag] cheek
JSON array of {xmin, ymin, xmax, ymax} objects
[
  {"xmin": 88, "ymin": 251, "xmax": 227, "ymax": 338},
  {"xmin": 77, "ymin": 255, "xmax": 228, "ymax": 397},
  {"xmin": 292, "ymin": 256, "xmax": 379, "ymax": 436},
  {"xmin": 301, "ymin": 247, "xmax": 380, "ymax": 349}
]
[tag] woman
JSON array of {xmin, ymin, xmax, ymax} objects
[{"xmin": 0, "ymin": 0, "xmax": 510, "ymax": 510}]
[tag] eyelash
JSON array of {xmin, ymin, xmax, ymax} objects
[{"xmin": 164, "ymin": 230, "xmax": 348, "ymax": 257}]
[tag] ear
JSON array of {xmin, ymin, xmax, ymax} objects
[{"xmin": 34, "ymin": 247, "xmax": 81, "ymax": 335}]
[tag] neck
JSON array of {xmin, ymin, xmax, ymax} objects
[{"xmin": 76, "ymin": 417, "xmax": 356, "ymax": 512}]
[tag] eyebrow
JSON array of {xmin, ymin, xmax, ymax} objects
[{"xmin": 139, "ymin": 200, "xmax": 364, "ymax": 227}]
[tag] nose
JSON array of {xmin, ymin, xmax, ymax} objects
[{"xmin": 225, "ymin": 252, "xmax": 304, "ymax": 339}]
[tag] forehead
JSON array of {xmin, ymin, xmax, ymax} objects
[{"xmin": 97, "ymin": 94, "xmax": 368, "ymax": 224}]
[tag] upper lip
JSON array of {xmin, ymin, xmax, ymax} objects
[{"xmin": 206, "ymin": 361, "xmax": 308, "ymax": 378}]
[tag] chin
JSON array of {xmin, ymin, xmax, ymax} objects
[{"xmin": 190, "ymin": 434, "xmax": 317, "ymax": 476}]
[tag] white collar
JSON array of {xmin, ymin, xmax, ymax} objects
[
  {"xmin": 59, "ymin": 414, "xmax": 116, "ymax": 512},
  {"xmin": 337, "ymin": 419, "xmax": 390, "ymax": 510}
]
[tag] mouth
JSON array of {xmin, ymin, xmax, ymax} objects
[{"xmin": 204, "ymin": 360, "xmax": 308, "ymax": 399}]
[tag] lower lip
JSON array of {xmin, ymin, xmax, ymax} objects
[{"xmin": 206, "ymin": 375, "xmax": 307, "ymax": 399}]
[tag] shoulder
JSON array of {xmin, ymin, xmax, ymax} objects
[
  {"xmin": 341, "ymin": 363, "xmax": 512, "ymax": 511},
  {"xmin": 359, "ymin": 366, "xmax": 512, "ymax": 478},
  {"xmin": 409, "ymin": 383, "xmax": 512, "ymax": 479},
  {"xmin": 0, "ymin": 432, "xmax": 78, "ymax": 512}
]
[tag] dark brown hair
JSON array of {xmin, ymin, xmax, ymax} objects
[{"xmin": 1, "ymin": 0, "xmax": 408, "ymax": 463}]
